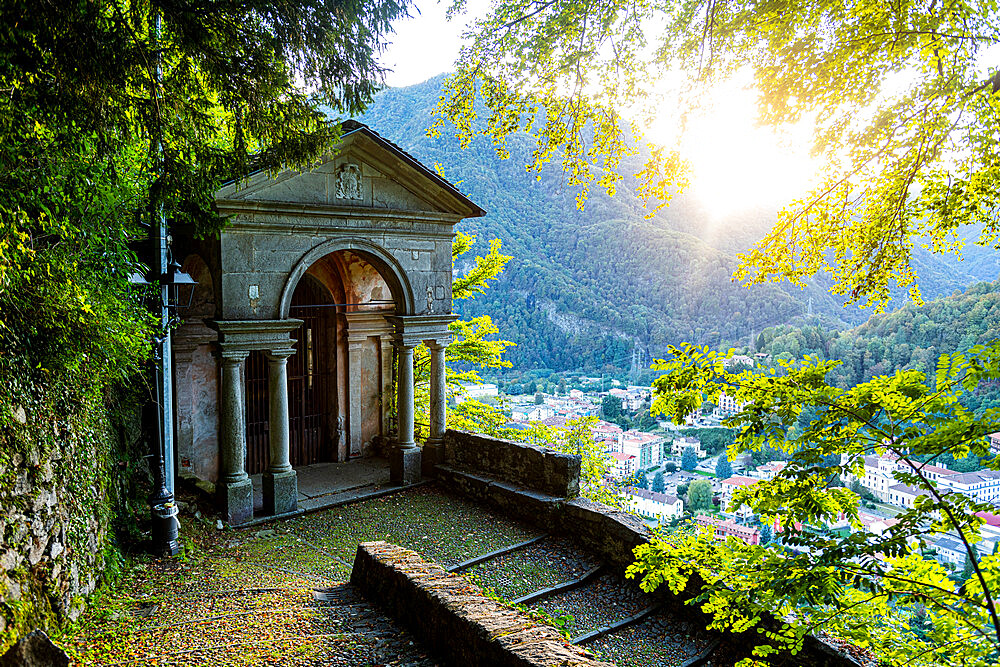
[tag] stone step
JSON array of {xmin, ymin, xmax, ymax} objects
[
  {"xmin": 581, "ymin": 610, "xmax": 721, "ymax": 667},
  {"xmin": 462, "ymin": 535, "xmax": 603, "ymax": 601},
  {"xmin": 529, "ymin": 572, "xmax": 651, "ymax": 638}
]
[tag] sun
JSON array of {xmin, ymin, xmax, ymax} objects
[{"xmin": 646, "ymin": 80, "xmax": 823, "ymax": 221}]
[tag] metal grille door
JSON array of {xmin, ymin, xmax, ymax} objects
[
  {"xmin": 245, "ymin": 351, "xmax": 270, "ymax": 475},
  {"xmin": 287, "ymin": 303, "xmax": 329, "ymax": 466}
]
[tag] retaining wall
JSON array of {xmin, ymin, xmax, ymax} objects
[{"xmin": 350, "ymin": 541, "xmax": 613, "ymax": 667}]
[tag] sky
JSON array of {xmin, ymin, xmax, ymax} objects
[{"xmin": 376, "ymin": 2, "xmax": 967, "ymax": 220}]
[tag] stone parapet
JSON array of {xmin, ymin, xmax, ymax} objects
[
  {"xmin": 434, "ymin": 430, "xmax": 866, "ymax": 667},
  {"xmin": 442, "ymin": 429, "xmax": 580, "ymax": 498},
  {"xmin": 350, "ymin": 541, "xmax": 613, "ymax": 667}
]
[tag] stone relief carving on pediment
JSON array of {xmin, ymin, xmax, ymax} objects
[{"xmin": 336, "ymin": 163, "xmax": 363, "ymax": 200}]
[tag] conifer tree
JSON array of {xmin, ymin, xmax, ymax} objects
[
  {"xmin": 651, "ymin": 471, "xmax": 665, "ymax": 494},
  {"xmin": 715, "ymin": 455, "xmax": 733, "ymax": 480},
  {"xmin": 681, "ymin": 447, "xmax": 697, "ymax": 472}
]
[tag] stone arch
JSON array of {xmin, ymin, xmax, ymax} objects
[{"xmin": 279, "ymin": 238, "xmax": 413, "ymax": 318}]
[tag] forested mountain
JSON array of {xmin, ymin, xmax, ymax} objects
[
  {"xmin": 355, "ymin": 76, "xmax": 1000, "ymax": 372},
  {"xmin": 755, "ymin": 278, "xmax": 1000, "ymax": 411}
]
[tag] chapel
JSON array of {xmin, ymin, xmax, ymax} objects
[{"xmin": 169, "ymin": 120, "xmax": 485, "ymax": 524}]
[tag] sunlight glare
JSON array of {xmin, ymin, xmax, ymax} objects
[{"xmin": 647, "ymin": 81, "xmax": 822, "ymax": 221}]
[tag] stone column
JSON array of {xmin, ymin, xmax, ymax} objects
[
  {"xmin": 263, "ymin": 348, "xmax": 297, "ymax": 516},
  {"xmin": 391, "ymin": 337, "xmax": 420, "ymax": 484},
  {"xmin": 379, "ymin": 337, "xmax": 394, "ymax": 440},
  {"xmin": 217, "ymin": 349, "xmax": 253, "ymax": 524},
  {"xmin": 422, "ymin": 338, "xmax": 449, "ymax": 477},
  {"xmin": 347, "ymin": 339, "xmax": 365, "ymax": 458}
]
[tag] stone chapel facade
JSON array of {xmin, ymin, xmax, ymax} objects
[{"xmin": 171, "ymin": 120, "xmax": 485, "ymax": 524}]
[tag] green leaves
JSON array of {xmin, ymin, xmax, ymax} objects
[
  {"xmin": 438, "ymin": 0, "xmax": 1000, "ymax": 309},
  {"xmin": 637, "ymin": 342, "xmax": 1000, "ymax": 665}
]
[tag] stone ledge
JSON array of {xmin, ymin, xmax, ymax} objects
[
  {"xmin": 443, "ymin": 430, "xmax": 580, "ymax": 498},
  {"xmin": 350, "ymin": 541, "xmax": 614, "ymax": 667}
]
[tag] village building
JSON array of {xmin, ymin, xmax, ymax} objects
[
  {"xmin": 590, "ymin": 420, "xmax": 623, "ymax": 445},
  {"xmin": 170, "ymin": 120, "xmax": 485, "ymax": 524},
  {"xmin": 671, "ymin": 436, "xmax": 705, "ymax": 458},
  {"xmin": 720, "ymin": 475, "xmax": 758, "ymax": 516},
  {"xmin": 613, "ymin": 430, "xmax": 666, "ymax": 469},
  {"xmin": 622, "ymin": 488, "xmax": 684, "ymax": 521},
  {"xmin": 750, "ymin": 461, "xmax": 787, "ymax": 481},
  {"xmin": 695, "ymin": 515, "xmax": 761, "ymax": 545},
  {"xmin": 608, "ymin": 451, "xmax": 637, "ymax": 479},
  {"xmin": 453, "ymin": 383, "xmax": 498, "ymax": 404},
  {"xmin": 940, "ymin": 469, "xmax": 1000, "ymax": 505}
]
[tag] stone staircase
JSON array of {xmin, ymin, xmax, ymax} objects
[{"xmin": 436, "ymin": 533, "xmax": 724, "ymax": 667}]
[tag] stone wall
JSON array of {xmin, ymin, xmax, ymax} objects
[
  {"xmin": 0, "ymin": 387, "xmax": 137, "ymax": 651},
  {"xmin": 434, "ymin": 430, "xmax": 864, "ymax": 667},
  {"xmin": 350, "ymin": 541, "xmax": 613, "ymax": 667},
  {"xmin": 441, "ymin": 429, "xmax": 580, "ymax": 498}
]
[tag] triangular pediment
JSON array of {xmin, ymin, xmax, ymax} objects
[{"xmin": 216, "ymin": 125, "xmax": 484, "ymax": 219}]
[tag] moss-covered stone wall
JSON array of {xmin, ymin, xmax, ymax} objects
[{"xmin": 0, "ymin": 371, "xmax": 144, "ymax": 652}]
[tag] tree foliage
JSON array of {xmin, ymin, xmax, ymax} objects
[
  {"xmin": 715, "ymin": 455, "xmax": 732, "ymax": 481},
  {"xmin": 414, "ymin": 233, "xmax": 513, "ymax": 437},
  {"xmin": 639, "ymin": 343, "xmax": 1000, "ymax": 666},
  {"xmin": 438, "ymin": 0, "xmax": 1000, "ymax": 310},
  {"xmin": 681, "ymin": 446, "xmax": 698, "ymax": 472},
  {"xmin": 651, "ymin": 471, "xmax": 665, "ymax": 494},
  {"xmin": 1, "ymin": 0, "xmax": 411, "ymax": 392},
  {"xmin": 687, "ymin": 479, "xmax": 712, "ymax": 512}
]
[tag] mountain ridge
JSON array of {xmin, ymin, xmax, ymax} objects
[{"xmin": 354, "ymin": 76, "xmax": 1000, "ymax": 371}]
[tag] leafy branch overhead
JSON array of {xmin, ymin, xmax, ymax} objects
[
  {"xmin": 435, "ymin": 0, "xmax": 1000, "ymax": 309},
  {"xmin": 637, "ymin": 343, "xmax": 1000, "ymax": 666}
]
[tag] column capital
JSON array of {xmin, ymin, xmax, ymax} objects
[
  {"xmin": 216, "ymin": 347, "xmax": 249, "ymax": 363},
  {"xmin": 424, "ymin": 336, "xmax": 452, "ymax": 350},
  {"xmin": 265, "ymin": 347, "xmax": 296, "ymax": 361},
  {"xmin": 390, "ymin": 334, "xmax": 421, "ymax": 351}
]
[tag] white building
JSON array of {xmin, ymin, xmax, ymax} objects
[
  {"xmin": 720, "ymin": 475, "xmax": 757, "ymax": 516},
  {"xmin": 940, "ymin": 470, "xmax": 1000, "ymax": 505},
  {"xmin": 622, "ymin": 488, "xmax": 684, "ymax": 521},
  {"xmin": 524, "ymin": 405, "xmax": 555, "ymax": 422},
  {"xmin": 846, "ymin": 453, "xmax": 957, "ymax": 504},
  {"xmin": 616, "ymin": 430, "xmax": 666, "ymax": 469},
  {"xmin": 751, "ymin": 461, "xmax": 786, "ymax": 481},
  {"xmin": 608, "ymin": 451, "xmax": 637, "ymax": 479},
  {"xmin": 454, "ymin": 383, "xmax": 499, "ymax": 404},
  {"xmin": 887, "ymin": 483, "xmax": 924, "ymax": 509},
  {"xmin": 671, "ymin": 436, "xmax": 705, "ymax": 458},
  {"xmin": 716, "ymin": 391, "xmax": 743, "ymax": 416}
]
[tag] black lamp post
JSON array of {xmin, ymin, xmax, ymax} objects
[{"xmin": 141, "ymin": 254, "xmax": 197, "ymax": 557}]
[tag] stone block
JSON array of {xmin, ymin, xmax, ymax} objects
[
  {"xmin": 0, "ymin": 630, "xmax": 69, "ymax": 667},
  {"xmin": 420, "ymin": 441, "xmax": 443, "ymax": 478},
  {"xmin": 390, "ymin": 447, "xmax": 421, "ymax": 485},
  {"xmin": 218, "ymin": 478, "xmax": 253, "ymax": 525},
  {"xmin": 262, "ymin": 470, "xmax": 298, "ymax": 516},
  {"xmin": 350, "ymin": 542, "xmax": 613, "ymax": 667}
]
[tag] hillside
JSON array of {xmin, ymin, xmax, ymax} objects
[
  {"xmin": 756, "ymin": 278, "xmax": 1000, "ymax": 412},
  {"xmin": 356, "ymin": 76, "xmax": 1000, "ymax": 371}
]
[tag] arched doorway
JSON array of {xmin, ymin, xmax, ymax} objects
[{"xmin": 245, "ymin": 249, "xmax": 395, "ymax": 474}]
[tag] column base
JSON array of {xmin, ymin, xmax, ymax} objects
[
  {"xmin": 390, "ymin": 446, "xmax": 422, "ymax": 485},
  {"xmin": 421, "ymin": 440, "xmax": 443, "ymax": 478},
  {"xmin": 218, "ymin": 478, "xmax": 253, "ymax": 525},
  {"xmin": 263, "ymin": 469, "xmax": 298, "ymax": 515}
]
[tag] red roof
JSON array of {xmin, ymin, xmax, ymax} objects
[
  {"xmin": 609, "ymin": 452, "xmax": 635, "ymax": 461},
  {"xmin": 722, "ymin": 475, "xmax": 757, "ymax": 488},
  {"xmin": 976, "ymin": 511, "xmax": 1000, "ymax": 527}
]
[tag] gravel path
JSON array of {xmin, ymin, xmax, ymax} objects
[
  {"xmin": 60, "ymin": 485, "xmax": 539, "ymax": 666},
  {"xmin": 585, "ymin": 611, "xmax": 717, "ymax": 667},
  {"xmin": 464, "ymin": 536, "xmax": 601, "ymax": 600},
  {"xmin": 533, "ymin": 572, "xmax": 649, "ymax": 637},
  {"xmin": 59, "ymin": 482, "xmax": 737, "ymax": 667}
]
